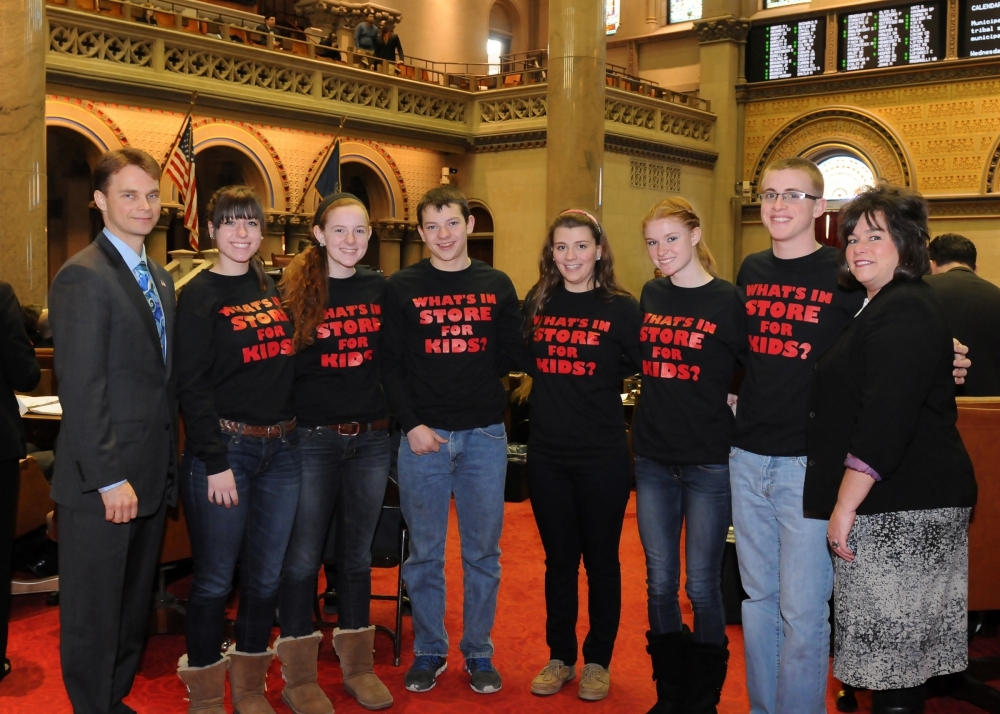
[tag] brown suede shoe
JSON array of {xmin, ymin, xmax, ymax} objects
[
  {"xmin": 274, "ymin": 632, "xmax": 334, "ymax": 714},
  {"xmin": 227, "ymin": 650, "xmax": 276, "ymax": 714},
  {"xmin": 334, "ymin": 627, "xmax": 393, "ymax": 710},
  {"xmin": 177, "ymin": 654, "xmax": 228, "ymax": 713}
]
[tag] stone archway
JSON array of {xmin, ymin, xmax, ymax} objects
[{"xmin": 750, "ymin": 107, "xmax": 913, "ymax": 191}]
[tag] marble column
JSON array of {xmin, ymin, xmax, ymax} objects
[
  {"xmin": 264, "ymin": 212, "xmax": 290, "ymax": 259},
  {"xmin": 145, "ymin": 205, "xmax": 177, "ymax": 266},
  {"xmin": 401, "ymin": 229, "xmax": 424, "ymax": 268},
  {"xmin": 546, "ymin": 0, "xmax": 606, "ymax": 222},
  {"xmin": 373, "ymin": 219, "xmax": 416, "ymax": 276},
  {"xmin": 1, "ymin": 0, "xmax": 47, "ymax": 303},
  {"xmin": 694, "ymin": 13, "xmax": 749, "ymax": 281}
]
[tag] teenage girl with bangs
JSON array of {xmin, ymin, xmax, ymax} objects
[
  {"xmin": 175, "ymin": 185, "xmax": 299, "ymax": 714},
  {"xmin": 276, "ymin": 193, "xmax": 394, "ymax": 713},
  {"xmin": 522, "ymin": 209, "xmax": 642, "ymax": 703},
  {"xmin": 633, "ymin": 197, "xmax": 747, "ymax": 714}
]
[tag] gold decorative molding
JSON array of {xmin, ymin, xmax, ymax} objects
[
  {"xmin": 294, "ymin": 1, "xmax": 403, "ymax": 31},
  {"xmin": 604, "ymin": 134, "xmax": 718, "ymax": 168},
  {"xmin": 740, "ymin": 57, "xmax": 1000, "ymax": 101},
  {"xmin": 985, "ymin": 133, "xmax": 1000, "ymax": 193},
  {"xmin": 946, "ymin": 0, "xmax": 959, "ymax": 60},
  {"xmin": 750, "ymin": 107, "xmax": 912, "ymax": 190},
  {"xmin": 693, "ymin": 16, "xmax": 750, "ymax": 45}
]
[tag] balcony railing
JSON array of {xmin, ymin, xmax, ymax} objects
[
  {"xmin": 45, "ymin": 2, "xmax": 716, "ymax": 149},
  {"xmin": 47, "ymin": 0, "xmax": 709, "ymax": 110}
]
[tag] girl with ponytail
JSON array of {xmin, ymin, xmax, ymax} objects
[
  {"xmin": 276, "ymin": 194, "xmax": 394, "ymax": 712},
  {"xmin": 632, "ymin": 197, "xmax": 746, "ymax": 713}
]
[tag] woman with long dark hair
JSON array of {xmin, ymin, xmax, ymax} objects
[
  {"xmin": 175, "ymin": 186, "xmax": 300, "ymax": 714},
  {"xmin": 632, "ymin": 197, "xmax": 746, "ymax": 713},
  {"xmin": 522, "ymin": 210, "xmax": 641, "ymax": 703},
  {"xmin": 276, "ymin": 193, "xmax": 393, "ymax": 712}
]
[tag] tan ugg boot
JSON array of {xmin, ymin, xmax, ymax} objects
[
  {"xmin": 177, "ymin": 654, "xmax": 228, "ymax": 713},
  {"xmin": 274, "ymin": 632, "xmax": 334, "ymax": 714},
  {"xmin": 227, "ymin": 650, "xmax": 277, "ymax": 714},
  {"xmin": 333, "ymin": 627, "xmax": 393, "ymax": 710}
]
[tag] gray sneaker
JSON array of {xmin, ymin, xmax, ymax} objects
[
  {"xmin": 465, "ymin": 657, "xmax": 502, "ymax": 694},
  {"xmin": 404, "ymin": 655, "xmax": 447, "ymax": 692}
]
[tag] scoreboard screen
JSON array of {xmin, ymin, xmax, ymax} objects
[
  {"xmin": 747, "ymin": 18, "xmax": 826, "ymax": 82},
  {"xmin": 839, "ymin": 3, "xmax": 943, "ymax": 71},
  {"xmin": 960, "ymin": 0, "xmax": 1000, "ymax": 57}
]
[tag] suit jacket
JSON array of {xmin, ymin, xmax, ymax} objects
[
  {"xmin": 0, "ymin": 281, "xmax": 41, "ymax": 461},
  {"xmin": 374, "ymin": 32, "xmax": 403, "ymax": 61},
  {"xmin": 804, "ymin": 279, "xmax": 976, "ymax": 517},
  {"xmin": 925, "ymin": 267, "xmax": 1000, "ymax": 397},
  {"xmin": 48, "ymin": 231, "xmax": 178, "ymax": 516}
]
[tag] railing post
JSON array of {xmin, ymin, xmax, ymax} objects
[
  {"xmin": 390, "ymin": 85, "xmax": 398, "ymax": 112},
  {"xmin": 174, "ymin": 11, "xmax": 183, "ymax": 30},
  {"xmin": 311, "ymin": 70, "xmax": 323, "ymax": 98},
  {"xmin": 152, "ymin": 37, "xmax": 165, "ymax": 71}
]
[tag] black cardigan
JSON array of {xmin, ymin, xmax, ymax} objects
[{"xmin": 804, "ymin": 279, "xmax": 976, "ymax": 518}]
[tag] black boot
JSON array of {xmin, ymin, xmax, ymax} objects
[
  {"xmin": 679, "ymin": 638, "xmax": 729, "ymax": 714},
  {"xmin": 645, "ymin": 627, "xmax": 690, "ymax": 713},
  {"xmin": 871, "ymin": 685, "xmax": 926, "ymax": 714}
]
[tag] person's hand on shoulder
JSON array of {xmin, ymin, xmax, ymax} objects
[{"xmin": 101, "ymin": 481, "xmax": 138, "ymax": 523}]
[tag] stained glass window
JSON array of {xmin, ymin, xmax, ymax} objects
[
  {"xmin": 817, "ymin": 156, "xmax": 875, "ymax": 199},
  {"xmin": 670, "ymin": 0, "xmax": 702, "ymax": 23}
]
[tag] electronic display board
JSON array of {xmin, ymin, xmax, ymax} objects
[
  {"xmin": 960, "ymin": 0, "xmax": 1000, "ymax": 56},
  {"xmin": 747, "ymin": 18, "xmax": 826, "ymax": 82},
  {"xmin": 764, "ymin": 0, "xmax": 811, "ymax": 8},
  {"xmin": 839, "ymin": 3, "xmax": 943, "ymax": 71}
]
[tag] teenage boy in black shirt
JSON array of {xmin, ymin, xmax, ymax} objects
[
  {"xmin": 382, "ymin": 187, "xmax": 528, "ymax": 695},
  {"xmin": 730, "ymin": 157, "xmax": 863, "ymax": 714}
]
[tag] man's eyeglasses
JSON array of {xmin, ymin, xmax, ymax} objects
[{"xmin": 757, "ymin": 191, "xmax": 822, "ymax": 203}]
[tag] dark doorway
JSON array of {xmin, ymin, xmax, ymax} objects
[
  {"xmin": 192, "ymin": 146, "xmax": 269, "ymax": 251},
  {"xmin": 46, "ymin": 127, "xmax": 103, "ymax": 286},
  {"xmin": 468, "ymin": 202, "xmax": 495, "ymax": 266}
]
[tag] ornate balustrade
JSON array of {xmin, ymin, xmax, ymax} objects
[{"xmin": 46, "ymin": 5, "xmax": 716, "ymax": 155}]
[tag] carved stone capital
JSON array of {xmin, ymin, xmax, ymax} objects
[
  {"xmin": 374, "ymin": 218, "xmax": 419, "ymax": 243},
  {"xmin": 294, "ymin": 1, "xmax": 402, "ymax": 31},
  {"xmin": 693, "ymin": 16, "xmax": 750, "ymax": 45}
]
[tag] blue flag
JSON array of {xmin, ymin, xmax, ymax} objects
[{"xmin": 315, "ymin": 140, "xmax": 341, "ymax": 198}]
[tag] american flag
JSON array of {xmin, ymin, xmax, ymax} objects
[{"xmin": 165, "ymin": 116, "xmax": 199, "ymax": 251}]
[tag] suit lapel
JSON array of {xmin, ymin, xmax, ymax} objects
[{"xmin": 95, "ymin": 232, "xmax": 165, "ymax": 365}]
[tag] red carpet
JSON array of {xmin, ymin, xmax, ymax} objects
[{"xmin": 4, "ymin": 495, "xmax": 997, "ymax": 712}]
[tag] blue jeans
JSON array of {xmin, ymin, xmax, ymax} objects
[
  {"xmin": 279, "ymin": 427, "xmax": 390, "ymax": 635},
  {"xmin": 180, "ymin": 432, "xmax": 301, "ymax": 667},
  {"xmin": 729, "ymin": 447, "xmax": 832, "ymax": 714},
  {"xmin": 397, "ymin": 423, "xmax": 508, "ymax": 659},
  {"xmin": 634, "ymin": 455, "xmax": 731, "ymax": 646}
]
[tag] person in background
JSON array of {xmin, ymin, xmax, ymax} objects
[
  {"xmin": 374, "ymin": 20, "xmax": 404, "ymax": 67},
  {"xmin": 925, "ymin": 233, "xmax": 1000, "ymax": 396},
  {"xmin": 277, "ymin": 193, "xmax": 393, "ymax": 712},
  {"xmin": 0, "ymin": 282, "xmax": 40, "ymax": 684},
  {"xmin": 135, "ymin": 4, "xmax": 158, "ymax": 26},
  {"xmin": 522, "ymin": 210, "xmax": 640, "ymax": 702},
  {"xmin": 382, "ymin": 186, "xmax": 529, "ymax": 695},
  {"xmin": 806, "ymin": 183, "xmax": 977, "ymax": 714},
  {"xmin": 633, "ymin": 198, "xmax": 746, "ymax": 713},
  {"xmin": 49, "ymin": 147, "xmax": 177, "ymax": 714},
  {"xmin": 354, "ymin": 13, "xmax": 378, "ymax": 56},
  {"xmin": 317, "ymin": 30, "xmax": 342, "ymax": 61},
  {"xmin": 174, "ymin": 185, "xmax": 299, "ymax": 714}
]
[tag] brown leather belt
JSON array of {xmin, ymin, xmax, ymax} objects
[
  {"xmin": 219, "ymin": 417, "xmax": 297, "ymax": 439},
  {"xmin": 321, "ymin": 417, "xmax": 392, "ymax": 436}
]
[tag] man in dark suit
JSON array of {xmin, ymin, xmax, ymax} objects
[
  {"xmin": 49, "ymin": 148, "xmax": 177, "ymax": 714},
  {"xmin": 926, "ymin": 233, "xmax": 1000, "ymax": 396},
  {"xmin": 0, "ymin": 281, "xmax": 41, "ymax": 683}
]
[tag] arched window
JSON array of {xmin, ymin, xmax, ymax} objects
[
  {"xmin": 488, "ymin": 2, "xmax": 513, "ymax": 74},
  {"xmin": 816, "ymin": 155, "xmax": 875, "ymax": 200}
]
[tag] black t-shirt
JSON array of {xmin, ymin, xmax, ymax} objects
[
  {"xmin": 294, "ymin": 267, "xmax": 388, "ymax": 427},
  {"xmin": 176, "ymin": 270, "xmax": 295, "ymax": 474},
  {"xmin": 527, "ymin": 285, "xmax": 641, "ymax": 464},
  {"xmin": 732, "ymin": 246, "xmax": 864, "ymax": 456},
  {"xmin": 632, "ymin": 277, "xmax": 747, "ymax": 466},
  {"xmin": 382, "ymin": 259, "xmax": 529, "ymax": 433}
]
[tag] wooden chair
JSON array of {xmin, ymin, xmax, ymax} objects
[
  {"xmin": 11, "ymin": 456, "xmax": 59, "ymax": 596},
  {"xmin": 951, "ymin": 397, "xmax": 1000, "ymax": 712}
]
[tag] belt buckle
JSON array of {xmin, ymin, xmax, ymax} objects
[{"xmin": 338, "ymin": 422, "xmax": 361, "ymax": 436}]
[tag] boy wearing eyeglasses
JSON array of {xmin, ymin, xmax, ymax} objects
[{"xmin": 729, "ymin": 157, "xmax": 864, "ymax": 714}]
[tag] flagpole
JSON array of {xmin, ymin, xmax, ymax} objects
[
  {"xmin": 295, "ymin": 115, "xmax": 348, "ymax": 214},
  {"xmin": 161, "ymin": 91, "xmax": 199, "ymax": 171}
]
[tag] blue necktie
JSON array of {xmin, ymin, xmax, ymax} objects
[{"xmin": 134, "ymin": 261, "xmax": 167, "ymax": 364}]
